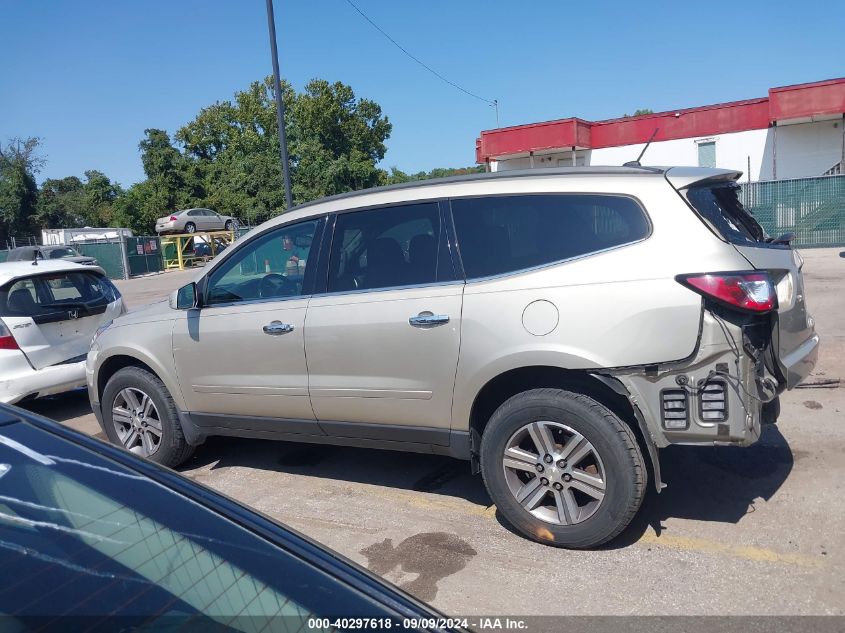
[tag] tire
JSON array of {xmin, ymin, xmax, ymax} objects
[
  {"xmin": 184, "ymin": 222, "xmax": 196, "ymax": 234},
  {"xmin": 101, "ymin": 366, "xmax": 194, "ymax": 468},
  {"xmin": 480, "ymin": 388, "xmax": 646, "ymax": 549},
  {"xmin": 224, "ymin": 220, "xmax": 234, "ymax": 232}
]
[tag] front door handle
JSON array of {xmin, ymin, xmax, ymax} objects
[
  {"xmin": 263, "ymin": 321, "xmax": 295, "ymax": 335},
  {"xmin": 409, "ymin": 312, "xmax": 450, "ymax": 327}
]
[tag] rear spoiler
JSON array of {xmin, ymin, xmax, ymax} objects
[{"xmin": 664, "ymin": 167, "xmax": 743, "ymax": 190}]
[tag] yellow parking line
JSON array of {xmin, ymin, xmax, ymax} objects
[
  {"xmin": 365, "ymin": 486, "xmax": 823, "ymax": 567},
  {"xmin": 637, "ymin": 532, "xmax": 824, "ymax": 568}
]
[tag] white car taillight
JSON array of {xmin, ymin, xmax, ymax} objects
[{"xmin": 0, "ymin": 322, "xmax": 19, "ymax": 350}]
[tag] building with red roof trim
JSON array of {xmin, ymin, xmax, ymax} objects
[{"xmin": 476, "ymin": 78, "xmax": 845, "ymax": 182}]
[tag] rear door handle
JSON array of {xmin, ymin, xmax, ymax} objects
[
  {"xmin": 409, "ymin": 313, "xmax": 450, "ymax": 327},
  {"xmin": 263, "ymin": 321, "xmax": 295, "ymax": 335}
]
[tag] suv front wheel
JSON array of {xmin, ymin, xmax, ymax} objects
[
  {"xmin": 101, "ymin": 366, "xmax": 194, "ymax": 467},
  {"xmin": 480, "ymin": 388, "xmax": 646, "ymax": 548}
]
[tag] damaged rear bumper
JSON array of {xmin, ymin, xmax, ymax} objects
[{"xmin": 608, "ymin": 310, "xmax": 781, "ymax": 449}]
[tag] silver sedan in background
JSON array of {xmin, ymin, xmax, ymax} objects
[{"xmin": 155, "ymin": 208, "xmax": 237, "ymax": 235}]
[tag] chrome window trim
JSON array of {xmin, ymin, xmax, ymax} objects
[
  {"xmin": 313, "ymin": 279, "xmax": 465, "ymax": 301},
  {"xmin": 200, "ymin": 294, "xmax": 314, "ymax": 311}
]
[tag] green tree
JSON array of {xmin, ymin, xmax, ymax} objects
[
  {"xmin": 384, "ymin": 164, "xmax": 484, "ymax": 185},
  {"xmin": 623, "ymin": 108, "xmax": 654, "ymax": 117},
  {"xmin": 175, "ymin": 76, "xmax": 393, "ymax": 226},
  {"xmin": 0, "ymin": 137, "xmax": 43, "ymax": 245},
  {"xmin": 36, "ymin": 175, "xmax": 86, "ymax": 228}
]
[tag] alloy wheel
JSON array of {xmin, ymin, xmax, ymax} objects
[
  {"xmin": 112, "ymin": 387, "xmax": 163, "ymax": 457},
  {"xmin": 502, "ymin": 421, "xmax": 606, "ymax": 525}
]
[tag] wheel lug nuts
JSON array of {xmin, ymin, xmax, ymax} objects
[
  {"xmin": 553, "ymin": 482, "xmax": 563, "ymax": 491},
  {"xmin": 535, "ymin": 464, "xmax": 544, "ymax": 472},
  {"xmin": 543, "ymin": 454, "xmax": 553, "ymax": 464},
  {"xmin": 557, "ymin": 460, "xmax": 566, "ymax": 468},
  {"xmin": 540, "ymin": 477, "xmax": 549, "ymax": 486},
  {"xmin": 563, "ymin": 473, "xmax": 572, "ymax": 482}
]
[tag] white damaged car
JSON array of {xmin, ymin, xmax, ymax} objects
[{"xmin": 0, "ymin": 260, "xmax": 124, "ymax": 403}]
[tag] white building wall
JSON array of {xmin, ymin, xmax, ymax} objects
[
  {"xmin": 491, "ymin": 119, "xmax": 844, "ymax": 182},
  {"xmin": 774, "ymin": 118, "xmax": 844, "ymax": 179}
]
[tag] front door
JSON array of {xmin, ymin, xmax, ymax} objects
[
  {"xmin": 172, "ymin": 218, "xmax": 321, "ymax": 423},
  {"xmin": 305, "ymin": 202, "xmax": 463, "ymax": 440}
]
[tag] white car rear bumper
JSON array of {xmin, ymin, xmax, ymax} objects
[{"xmin": 0, "ymin": 353, "xmax": 87, "ymax": 404}]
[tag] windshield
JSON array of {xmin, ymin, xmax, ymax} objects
[{"xmin": 686, "ymin": 183, "xmax": 769, "ymax": 245}]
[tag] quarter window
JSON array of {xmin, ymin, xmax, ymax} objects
[
  {"xmin": 206, "ymin": 220, "xmax": 318, "ymax": 305},
  {"xmin": 327, "ymin": 202, "xmax": 448, "ymax": 292},
  {"xmin": 450, "ymin": 194, "xmax": 650, "ymax": 279}
]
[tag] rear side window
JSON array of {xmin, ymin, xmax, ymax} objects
[
  {"xmin": 450, "ymin": 194, "xmax": 650, "ymax": 279},
  {"xmin": 0, "ymin": 272, "xmax": 119, "ymax": 321},
  {"xmin": 686, "ymin": 184, "xmax": 768, "ymax": 245}
]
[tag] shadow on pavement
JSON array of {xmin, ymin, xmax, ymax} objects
[
  {"xmin": 184, "ymin": 436, "xmax": 493, "ymax": 507},
  {"xmin": 607, "ymin": 423, "xmax": 794, "ymax": 549},
  {"xmin": 185, "ymin": 422, "xmax": 794, "ymax": 547},
  {"xmin": 19, "ymin": 389, "xmax": 93, "ymax": 424}
]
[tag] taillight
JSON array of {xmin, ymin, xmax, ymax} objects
[
  {"xmin": 169, "ymin": 215, "xmax": 178, "ymax": 221},
  {"xmin": 0, "ymin": 322, "xmax": 19, "ymax": 350},
  {"xmin": 676, "ymin": 271, "xmax": 776, "ymax": 313}
]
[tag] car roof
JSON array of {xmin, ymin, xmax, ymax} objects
[
  {"xmin": 246, "ymin": 165, "xmax": 739, "ymax": 233},
  {"xmin": 0, "ymin": 259, "xmax": 106, "ymax": 286}
]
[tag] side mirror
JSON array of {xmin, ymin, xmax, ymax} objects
[{"xmin": 170, "ymin": 282, "xmax": 199, "ymax": 310}]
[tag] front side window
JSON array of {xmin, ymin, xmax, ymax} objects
[
  {"xmin": 327, "ymin": 202, "xmax": 446, "ymax": 292},
  {"xmin": 451, "ymin": 194, "xmax": 650, "ymax": 279},
  {"xmin": 206, "ymin": 219, "xmax": 318, "ymax": 305}
]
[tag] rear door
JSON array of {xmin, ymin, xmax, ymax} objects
[
  {"xmin": 0, "ymin": 269, "xmax": 123, "ymax": 369},
  {"xmin": 673, "ymin": 173, "xmax": 817, "ymax": 387}
]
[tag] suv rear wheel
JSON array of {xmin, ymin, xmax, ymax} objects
[
  {"xmin": 480, "ymin": 388, "xmax": 646, "ymax": 548},
  {"xmin": 101, "ymin": 366, "xmax": 194, "ymax": 467}
]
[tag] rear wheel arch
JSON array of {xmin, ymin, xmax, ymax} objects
[{"xmin": 467, "ymin": 365, "xmax": 658, "ymax": 488}]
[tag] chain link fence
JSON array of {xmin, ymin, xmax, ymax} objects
[{"xmin": 739, "ymin": 174, "xmax": 845, "ymax": 247}]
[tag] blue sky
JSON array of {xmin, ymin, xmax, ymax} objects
[{"xmin": 1, "ymin": 0, "xmax": 842, "ymax": 187}]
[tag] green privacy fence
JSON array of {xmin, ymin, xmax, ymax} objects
[
  {"xmin": 739, "ymin": 174, "xmax": 845, "ymax": 247},
  {"xmin": 75, "ymin": 242, "xmax": 127, "ymax": 280},
  {"xmin": 126, "ymin": 236, "xmax": 163, "ymax": 276}
]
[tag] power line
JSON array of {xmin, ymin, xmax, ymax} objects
[{"xmin": 343, "ymin": 0, "xmax": 497, "ymax": 111}]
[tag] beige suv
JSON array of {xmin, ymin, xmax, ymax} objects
[{"xmin": 87, "ymin": 167, "xmax": 818, "ymax": 548}]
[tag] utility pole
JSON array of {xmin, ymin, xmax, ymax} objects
[{"xmin": 265, "ymin": 0, "xmax": 293, "ymax": 210}]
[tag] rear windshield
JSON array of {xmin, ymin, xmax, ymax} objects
[
  {"xmin": 0, "ymin": 271, "xmax": 120, "ymax": 322},
  {"xmin": 685, "ymin": 184, "xmax": 768, "ymax": 245},
  {"xmin": 46, "ymin": 247, "xmax": 78, "ymax": 259}
]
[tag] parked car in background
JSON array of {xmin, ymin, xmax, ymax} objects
[
  {"xmin": 6, "ymin": 245, "xmax": 97, "ymax": 266},
  {"xmin": 1, "ymin": 260, "xmax": 124, "ymax": 403},
  {"xmin": 0, "ymin": 403, "xmax": 461, "ymax": 629},
  {"xmin": 193, "ymin": 236, "xmax": 230, "ymax": 258},
  {"xmin": 155, "ymin": 208, "xmax": 237, "ymax": 235},
  {"xmin": 88, "ymin": 166, "xmax": 818, "ymax": 548}
]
